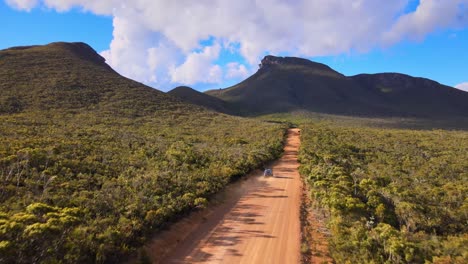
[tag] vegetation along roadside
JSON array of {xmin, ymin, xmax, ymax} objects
[{"xmin": 298, "ymin": 122, "xmax": 467, "ymax": 263}]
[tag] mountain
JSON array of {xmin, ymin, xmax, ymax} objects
[
  {"xmin": 0, "ymin": 42, "xmax": 188, "ymax": 116},
  {"xmin": 205, "ymin": 55, "xmax": 468, "ymax": 117},
  {"xmin": 168, "ymin": 86, "xmax": 233, "ymax": 114},
  {"xmin": 350, "ymin": 73, "xmax": 468, "ymax": 117}
]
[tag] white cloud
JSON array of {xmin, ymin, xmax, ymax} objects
[
  {"xmin": 384, "ymin": 0, "xmax": 468, "ymax": 44},
  {"xmin": 226, "ymin": 62, "xmax": 250, "ymax": 79},
  {"xmin": 170, "ymin": 44, "xmax": 223, "ymax": 85},
  {"xmin": 5, "ymin": 0, "xmax": 38, "ymax": 11},
  {"xmin": 455, "ymin": 82, "xmax": 468, "ymax": 92},
  {"xmin": 42, "ymin": 0, "xmax": 117, "ymax": 15},
  {"xmin": 5, "ymin": 0, "xmax": 468, "ymax": 89}
]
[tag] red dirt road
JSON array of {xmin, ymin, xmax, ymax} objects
[{"xmin": 162, "ymin": 128, "xmax": 302, "ymax": 264}]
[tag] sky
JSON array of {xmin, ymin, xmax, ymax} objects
[{"xmin": 1, "ymin": 0, "xmax": 467, "ymax": 92}]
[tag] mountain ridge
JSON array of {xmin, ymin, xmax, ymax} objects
[
  {"xmin": 0, "ymin": 42, "xmax": 191, "ymax": 116},
  {"xmin": 168, "ymin": 86, "xmax": 234, "ymax": 114},
  {"xmin": 3, "ymin": 42, "xmax": 465, "ymax": 119},
  {"xmin": 201, "ymin": 55, "xmax": 468, "ymax": 118}
]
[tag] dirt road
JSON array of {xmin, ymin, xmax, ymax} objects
[{"xmin": 155, "ymin": 128, "xmax": 302, "ymax": 264}]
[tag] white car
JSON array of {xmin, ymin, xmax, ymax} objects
[{"xmin": 263, "ymin": 168, "xmax": 273, "ymax": 177}]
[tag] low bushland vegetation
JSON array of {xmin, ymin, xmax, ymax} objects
[
  {"xmin": 299, "ymin": 122, "xmax": 467, "ymax": 263},
  {"xmin": 0, "ymin": 42, "xmax": 286, "ymax": 263},
  {"xmin": 0, "ymin": 110, "xmax": 285, "ymax": 263}
]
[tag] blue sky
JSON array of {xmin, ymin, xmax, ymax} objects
[
  {"xmin": 314, "ymin": 29, "xmax": 468, "ymax": 86},
  {"xmin": 1, "ymin": 1, "xmax": 112, "ymax": 51},
  {"xmin": 1, "ymin": 0, "xmax": 467, "ymax": 91}
]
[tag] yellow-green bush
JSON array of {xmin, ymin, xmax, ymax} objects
[
  {"xmin": 299, "ymin": 123, "xmax": 467, "ymax": 263},
  {"xmin": 0, "ymin": 110, "xmax": 286, "ymax": 263}
]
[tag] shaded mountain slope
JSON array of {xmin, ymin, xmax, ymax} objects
[
  {"xmin": 350, "ymin": 73, "xmax": 468, "ymax": 117},
  {"xmin": 168, "ymin": 86, "xmax": 233, "ymax": 114},
  {"xmin": 206, "ymin": 55, "xmax": 468, "ymax": 118},
  {"xmin": 0, "ymin": 42, "xmax": 187, "ymax": 116}
]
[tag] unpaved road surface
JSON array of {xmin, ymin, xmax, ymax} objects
[{"xmin": 162, "ymin": 128, "xmax": 302, "ymax": 264}]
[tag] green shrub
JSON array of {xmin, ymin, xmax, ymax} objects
[{"xmin": 299, "ymin": 123, "xmax": 467, "ymax": 263}]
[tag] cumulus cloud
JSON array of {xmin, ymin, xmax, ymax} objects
[
  {"xmin": 455, "ymin": 82, "xmax": 468, "ymax": 92},
  {"xmin": 226, "ymin": 62, "xmax": 250, "ymax": 80},
  {"xmin": 41, "ymin": 0, "xmax": 117, "ymax": 15},
  {"xmin": 170, "ymin": 44, "xmax": 223, "ymax": 85},
  {"xmin": 384, "ymin": 0, "xmax": 468, "ymax": 44},
  {"xmin": 5, "ymin": 0, "xmax": 468, "ymax": 90},
  {"xmin": 5, "ymin": 0, "xmax": 38, "ymax": 11}
]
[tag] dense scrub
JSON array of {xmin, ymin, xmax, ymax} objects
[
  {"xmin": 0, "ymin": 110, "xmax": 285, "ymax": 263},
  {"xmin": 0, "ymin": 42, "xmax": 286, "ymax": 263},
  {"xmin": 299, "ymin": 123, "xmax": 467, "ymax": 263}
]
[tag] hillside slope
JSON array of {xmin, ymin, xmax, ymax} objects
[
  {"xmin": 350, "ymin": 73, "xmax": 468, "ymax": 117},
  {"xmin": 206, "ymin": 55, "xmax": 468, "ymax": 118},
  {"xmin": 168, "ymin": 86, "xmax": 233, "ymax": 114},
  {"xmin": 0, "ymin": 42, "xmax": 285, "ymax": 263},
  {"xmin": 0, "ymin": 42, "xmax": 187, "ymax": 116}
]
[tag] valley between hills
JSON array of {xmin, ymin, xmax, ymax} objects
[{"xmin": 0, "ymin": 42, "xmax": 467, "ymax": 264}]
